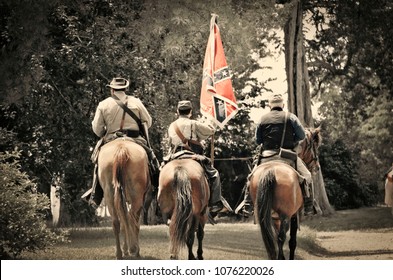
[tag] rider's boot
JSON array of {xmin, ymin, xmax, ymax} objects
[
  {"xmin": 209, "ymin": 175, "xmax": 224, "ymax": 214},
  {"xmin": 235, "ymin": 182, "xmax": 254, "ymax": 217},
  {"xmin": 242, "ymin": 193, "xmax": 254, "ymax": 217},
  {"xmin": 302, "ymin": 181, "xmax": 316, "ymax": 216},
  {"xmin": 82, "ymin": 164, "xmax": 103, "ymax": 210},
  {"xmin": 303, "ymin": 197, "xmax": 315, "ymax": 216}
]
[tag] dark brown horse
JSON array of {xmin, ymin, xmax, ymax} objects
[
  {"xmin": 158, "ymin": 158, "xmax": 210, "ymax": 260},
  {"xmin": 249, "ymin": 127, "xmax": 321, "ymax": 260},
  {"xmin": 98, "ymin": 138, "xmax": 150, "ymax": 259}
]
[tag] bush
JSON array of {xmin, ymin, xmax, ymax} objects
[
  {"xmin": 319, "ymin": 139, "xmax": 379, "ymax": 209},
  {"xmin": 0, "ymin": 150, "xmax": 66, "ymax": 259}
]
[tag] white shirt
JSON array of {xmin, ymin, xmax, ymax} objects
[
  {"xmin": 92, "ymin": 91, "xmax": 152, "ymax": 137},
  {"xmin": 168, "ymin": 115, "xmax": 215, "ymax": 147}
]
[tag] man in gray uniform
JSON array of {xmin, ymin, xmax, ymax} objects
[
  {"xmin": 82, "ymin": 77, "xmax": 159, "ymax": 208},
  {"xmin": 167, "ymin": 100, "xmax": 224, "ymax": 214},
  {"xmin": 238, "ymin": 94, "xmax": 316, "ymax": 217}
]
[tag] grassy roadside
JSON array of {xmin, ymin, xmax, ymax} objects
[
  {"xmin": 297, "ymin": 206, "xmax": 393, "ymax": 257},
  {"xmin": 302, "ymin": 206, "xmax": 393, "ymax": 231}
]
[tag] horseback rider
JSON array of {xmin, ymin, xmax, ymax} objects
[
  {"xmin": 237, "ymin": 94, "xmax": 316, "ymax": 217},
  {"xmin": 384, "ymin": 163, "xmax": 393, "ymax": 207},
  {"xmin": 165, "ymin": 100, "xmax": 224, "ymax": 214},
  {"xmin": 82, "ymin": 77, "xmax": 160, "ymax": 208}
]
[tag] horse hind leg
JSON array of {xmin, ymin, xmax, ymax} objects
[
  {"xmin": 277, "ymin": 214, "xmax": 289, "ymax": 260},
  {"xmin": 112, "ymin": 218, "xmax": 123, "ymax": 260},
  {"xmin": 169, "ymin": 213, "xmax": 180, "ymax": 260},
  {"xmin": 196, "ymin": 222, "xmax": 205, "ymax": 260},
  {"xmin": 289, "ymin": 216, "xmax": 298, "ymax": 260},
  {"xmin": 186, "ymin": 219, "xmax": 197, "ymax": 260},
  {"xmin": 130, "ymin": 209, "xmax": 142, "ymax": 258},
  {"xmin": 120, "ymin": 224, "xmax": 129, "ymax": 257}
]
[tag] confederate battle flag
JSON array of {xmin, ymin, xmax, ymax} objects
[{"xmin": 200, "ymin": 14, "xmax": 238, "ymax": 129}]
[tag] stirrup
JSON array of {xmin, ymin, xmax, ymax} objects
[
  {"xmin": 303, "ymin": 200, "xmax": 316, "ymax": 216},
  {"xmin": 209, "ymin": 201, "xmax": 224, "ymax": 214},
  {"xmin": 221, "ymin": 197, "xmax": 233, "ymax": 213},
  {"xmin": 234, "ymin": 200, "xmax": 246, "ymax": 215},
  {"xmin": 242, "ymin": 203, "xmax": 254, "ymax": 217},
  {"xmin": 81, "ymin": 188, "xmax": 93, "ymax": 200}
]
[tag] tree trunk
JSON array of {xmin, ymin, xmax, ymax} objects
[
  {"xmin": 50, "ymin": 185, "xmax": 61, "ymax": 227},
  {"xmin": 283, "ymin": 0, "xmax": 334, "ymax": 215}
]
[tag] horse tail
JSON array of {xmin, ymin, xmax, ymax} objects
[
  {"xmin": 171, "ymin": 166, "xmax": 193, "ymax": 251},
  {"xmin": 112, "ymin": 144, "xmax": 131, "ymax": 229},
  {"xmin": 256, "ymin": 168, "xmax": 277, "ymax": 260}
]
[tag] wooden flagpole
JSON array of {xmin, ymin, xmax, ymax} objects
[{"xmin": 210, "ymin": 133, "xmax": 215, "ymax": 164}]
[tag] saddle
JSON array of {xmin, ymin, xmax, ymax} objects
[
  {"xmin": 162, "ymin": 150, "xmax": 207, "ymax": 166},
  {"xmin": 260, "ymin": 148, "xmax": 297, "ymax": 168},
  {"xmin": 258, "ymin": 150, "xmax": 305, "ymax": 186},
  {"xmin": 90, "ymin": 133, "xmax": 147, "ymax": 164}
]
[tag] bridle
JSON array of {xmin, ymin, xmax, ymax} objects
[{"xmin": 299, "ymin": 129, "xmax": 320, "ymax": 172}]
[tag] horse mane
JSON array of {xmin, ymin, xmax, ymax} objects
[
  {"xmin": 304, "ymin": 127, "xmax": 322, "ymax": 148},
  {"xmin": 306, "ymin": 127, "xmax": 322, "ymax": 148}
]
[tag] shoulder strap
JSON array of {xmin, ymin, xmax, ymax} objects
[
  {"xmin": 111, "ymin": 95, "xmax": 149, "ymax": 146},
  {"xmin": 173, "ymin": 122, "xmax": 192, "ymax": 151},
  {"xmin": 280, "ymin": 112, "xmax": 288, "ymax": 148},
  {"xmin": 173, "ymin": 122, "xmax": 203, "ymax": 152},
  {"xmin": 112, "ymin": 96, "xmax": 141, "ymax": 126},
  {"xmin": 173, "ymin": 122, "xmax": 188, "ymax": 144},
  {"xmin": 119, "ymin": 97, "xmax": 127, "ymax": 130}
]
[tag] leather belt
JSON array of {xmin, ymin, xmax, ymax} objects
[
  {"xmin": 175, "ymin": 146, "xmax": 191, "ymax": 153},
  {"xmin": 116, "ymin": 129, "xmax": 140, "ymax": 138}
]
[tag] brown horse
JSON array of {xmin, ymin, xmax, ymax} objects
[
  {"xmin": 249, "ymin": 127, "xmax": 321, "ymax": 260},
  {"xmin": 98, "ymin": 138, "xmax": 150, "ymax": 259},
  {"xmin": 384, "ymin": 164, "xmax": 393, "ymax": 216},
  {"xmin": 158, "ymin": 158, "xmax": 210, "ymax": 260}
]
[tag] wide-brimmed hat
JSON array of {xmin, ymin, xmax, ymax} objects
[
  {"xmin": 106, "ymin": 77, "xmax": 129, "ymax": 89},
  {"xmin": 177, "ymin": 100, "xmax": 192, "ymax": 110},
  {"xmin": 268, "ymin": 94, "xmax": 284, "ymax": 107}
]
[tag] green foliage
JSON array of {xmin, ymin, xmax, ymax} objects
[
  {"xmin": 0, "ymin": 0, "xmax": 289, "ymax": 224},
  {"xmin": 319, "ymin": 138, "xmax": 379, "ymax": 210},
  {"xmin": 305, "ymin": 0, "xmax": 392, "ymax": 206},
  {"xmin": 1, "ymin": 0, "xmax": 388, "ymax": 219},
  {"xmin": 0, "ymin": 149, "xmax": 66, "ymax": 259}
]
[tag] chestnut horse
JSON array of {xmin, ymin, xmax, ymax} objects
[
  {"xmin": 249, "ymin": 127, "xmax": 321, "ymax": 260},
  {"xmin": 384, "ymin": 164, "xmax": 393, "ymax": 215},
  {"xmin": 98, "ymin": 138, "xmax": 150, "ymax": 259},
  {"xmin": 158, "ymin": 158, "xmax": 210, "ymax": 260}
]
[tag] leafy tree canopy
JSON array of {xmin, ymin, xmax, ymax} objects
[{"xmin": 0, "ymin": 0, "xmax": 287, "ymax": 222}]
